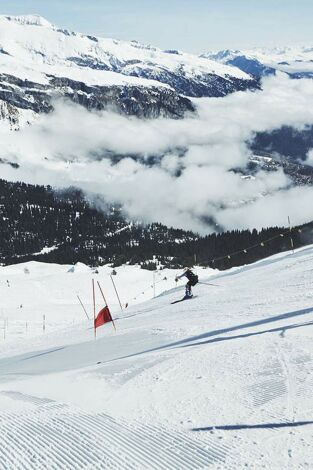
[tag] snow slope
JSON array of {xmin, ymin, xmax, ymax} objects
[
  {"xmin": 0, "ymin": 261, "xmax": 203, "ymax": 346},
  {"xmin": 0, "ymin": 14, "xmax": 250, "ymax": 87},
  {"xmin": 1, "ymin": 247, "xmax": 313, "ymax": 468},
  {"xmin": 0, "ymin": 15, "xmax": 162, "ymax": 88},
  {"xmin": 203, "ymin": 46, "xmax": 313, "ymax": 79}
]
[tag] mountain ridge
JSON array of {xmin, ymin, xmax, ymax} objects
[
  {"xmin": 0, "ymin": 14, "xmax": 258, "ymax": 126},
  {"xmin": 202, "ymin": 45, "xmax": 313, "ymax": 79}
]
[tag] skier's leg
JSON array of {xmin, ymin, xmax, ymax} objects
[{"xmin": 186, "ymin": 281, "xmax": 192, "ymax": 297}]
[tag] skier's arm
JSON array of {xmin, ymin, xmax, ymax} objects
[{"xmin": 175, "ymin": 272, "xmax": 186, "ymax": 282}]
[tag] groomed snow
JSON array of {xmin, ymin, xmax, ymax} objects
[{"xmin": 0, "ymin": 246, "xmax": 313, "ymax": 468}]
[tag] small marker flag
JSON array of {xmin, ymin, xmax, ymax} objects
[{"xmin": 94, "ymin": 306, "xmax": 113, "ymax": 329}]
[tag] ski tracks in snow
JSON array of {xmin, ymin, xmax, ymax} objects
[
  {"xmin": 241, "ymin": 338, "xmax": 313, "ymax": 468},
  {"xmin": 0, "ymin": 390, "xmax": 233, "ymax": 470}
]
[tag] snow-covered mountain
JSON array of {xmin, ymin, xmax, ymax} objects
[
  {"xmin": 0, "ymin": 14, "xmax": 257, "ymax": 127},
  {"xmin": 203, "ymin": 46, "xmax": 313, "ymax": 79}
]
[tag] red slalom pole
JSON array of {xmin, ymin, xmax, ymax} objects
[{"xmin": 92, "ymin": 279, "xmax": 96, "ymax": 339}]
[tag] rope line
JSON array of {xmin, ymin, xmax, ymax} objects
[{"xmin": 210, "ymin": 227, "xmax": 300, "ymax": 264}]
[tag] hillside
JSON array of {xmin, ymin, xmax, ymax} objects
[
  {"xmin": 1, "ymin": 178, "xmax": 313, "ymax": 269},
  {"xmin": 0, "ymin": 246, "xmax": 313, "ymax": 467},
  {"xmin": 251, "ymin": 126, "xmax": 313, "ymax": 161}
]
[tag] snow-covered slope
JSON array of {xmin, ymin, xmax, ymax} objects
[
  {"xmin": 203, "ymin": 46, "xmax": 313, "ymax": 79},
  {"xmin": 0, "ymin": 14, "xmax": 250, "ymax": 85},
  {"xmin": 0, "ymin": 261, "xmax": 209, "ymax": 343},
  {"xmin": 0, "ymin": 246, "xmax": 313, "ymax": 468},
  {"xmin": 0, "ymin": 14, "xmax": 257, "ymax": 126}
]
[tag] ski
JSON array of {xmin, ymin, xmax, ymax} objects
[{"xmin": 171, "ymin": 296, "xmax": 196, "ymax": 305}]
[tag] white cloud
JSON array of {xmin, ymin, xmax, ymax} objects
[
  {"xmin": 1, "ymin": 74, "xmax": 313, "ymax": 233},
  {"xmin": 218, "ymin": 186, "xmax": 313, "ymax": 230}
]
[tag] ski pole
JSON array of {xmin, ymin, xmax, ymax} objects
[{"xmin": 198, "ymin": 281, "xmax": 221, "ymax": 287}]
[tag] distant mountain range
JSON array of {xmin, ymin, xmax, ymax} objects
[
  {"xmin": 202, "ymin": 46, "xmax": 313, "ymax": 79},
  {"xmin": 0, "ymin": 14, "xmax": 257, "ymax": 128},
  {"xmin": 0, "ymin": 15, "xmax": 312, "ymax": 164}
]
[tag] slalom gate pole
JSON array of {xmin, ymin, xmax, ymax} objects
[
  {"xmin": 288, "ymin": 216, "xmax": 295, "ymax": 254},
  {"xmin": 77, "ymin": 295, "xmax": 90, "ymax": 320},
  {"xmin": 97, "ymin": 281, "xmax": 108, "ymax": 306},
  {"xmin": 153, "ymin": 272, "xmax": 156, "ymax": 298},
  {"xmin": 92, "ymin": 279, "xmax": 96, "ymax": 339},
  {"xmin": 97, "ymin": 281, "xmax": 117, "ymax": 332},
  {"xmin": 110, "ymin": 275, "xmax": 123, "ymax": 312}
]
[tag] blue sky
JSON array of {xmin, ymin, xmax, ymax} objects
[{"xmin": 1, "ymin": 0, "xmax": 312, "ymax": 52}]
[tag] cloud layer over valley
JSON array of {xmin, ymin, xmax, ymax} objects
[{"xmin": 1, "ymin": 74, "xmax": 313, "ymax": 233}]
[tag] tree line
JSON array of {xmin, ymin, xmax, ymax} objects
[{"xmin": 0, "ymin": 178, "xmax": 312, "ymax": 270}]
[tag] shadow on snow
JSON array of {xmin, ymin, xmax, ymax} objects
[
  {"xmin": 192, "ymin": 421, "xmax": 313, "ymax": 432},
  {"xmin": 99, "ymin": 305, "xmax": 313, "ymax": 364}
]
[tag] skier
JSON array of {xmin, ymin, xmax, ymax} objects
[{"xmin": 175, "ymin": 268, "xmax": 199, "ymax": 299}]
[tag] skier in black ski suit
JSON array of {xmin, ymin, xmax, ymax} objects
[{"xmin": 175, "ymin": 268, "xmax": 199, "ymax": 299}]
